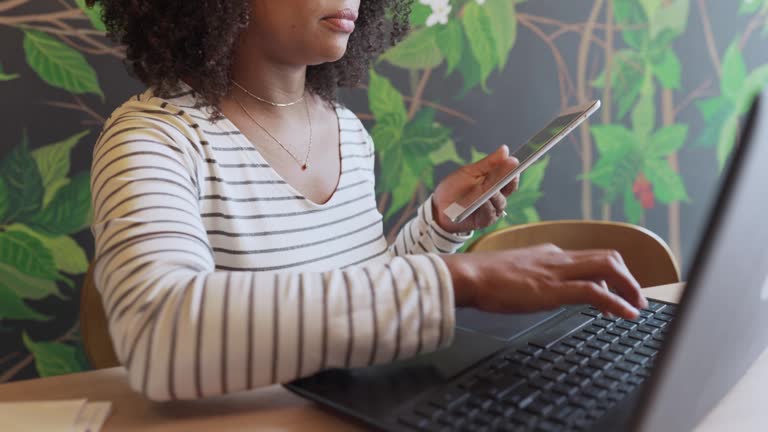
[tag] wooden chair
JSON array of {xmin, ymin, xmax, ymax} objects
[
  {"xmin": 80, "ymin": 264, "xmax": 120, "ymax": 369},
  {"xmin": 467, "ymin": 220, "xmax": 681, "ymax": 288}
]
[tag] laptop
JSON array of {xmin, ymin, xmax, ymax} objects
[{"xmin": 286, "ymin": 91, "xmax": 768, "ymax": 432}]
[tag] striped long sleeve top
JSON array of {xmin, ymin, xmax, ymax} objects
[{"xmin": 90, "ymin": 85, "xmax": 473, "ymax": 401}]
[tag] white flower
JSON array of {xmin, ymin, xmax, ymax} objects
[
  {"xmin": 476, "ymin": 0, "xmax": 486, "ymax": 4},
  {"xmin": 426, "ymin": 1, "xmax": 451, "ymax": 27}
]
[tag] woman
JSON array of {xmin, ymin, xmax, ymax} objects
[{"xmin": 88, "ymin": 0, "xmax": 646, "ymax": 401}]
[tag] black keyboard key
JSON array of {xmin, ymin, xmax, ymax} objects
[
  {"xmin": 648, "ymin": 302, "xmax": 665, "ymax": 312},
  {"xmin": 541, "ymin": 368, "xmax": 566, "ymax": 383},
  {"xmin": 625, "ymin": 354, "xmax": 649, "ymax": 365},
  {"xmin": 582, "ymin": 309, "xmax": 601, "ymax": 318},
  {"xmin": 576, "ymin": 366, "xmax": 601, "ymax": 380},
  {"xmin": 467, "ymin": 396, "xmax": 493, "ymax": 410},
  {"xmin": 617, "ymin": 322, "xmax": 637, "ymax": 331},
  {"xmin": 616, "ymin": 361, "xmax": 639, "ymax": 373},
  {"xmin": 525, "ymin": 399, "xmax": 554, "ymax": 416},
  {"xmin": 607, "ymin": 390, "xmax": 625, "ymax": 402},
  {"xmin": 634, "ymin": 346, "xmax": 657, "ymax": 357},
  {"xmin": 509, "ymin": 410, "xmax": 538, "ymax": 428},
  {"xmin": 644, "ymin": 340, "xmax": 663, "ymax": 350},
  {"xmin": 603, "ymin": 368, "xmax": 629, "ymax": 381},
  {"xmin": 540, "ymin": 351, "xmax": 563, "ymax": 364},
  {"xmin": 551, "ymin": 382, "xmax": 579, "ymax": 397},
  {"xmin": 656, "ymin": 312, "xmax": 675, "ymax": 322},
  {"xmin": 554, "ymin": 361, "xmax": 578, "ymax": 374},
  {"xmin": 582, "ymin": 385, "xmax": 608, "ymax": 399},
  {"xmin": 628, "ymin": 331, "xmax": 651, "ymax": 342},
  {"xmin": 645, "ymin": 319, "xmax": 667, "ymax": 328},
  {"xmin": 504, "ymin": 352, "xmax": 531, "ymax": 364},
  {"xmin": 639, "ymin": 309, "xmax": 654, "ymax": 318},
  {"xmin": 588, "ymin": 358, "xmax": 611, "ymax": 370},
  {"xmin": 529, "ymin": 359, "xmax": 552, "ymax": 371},
  {"xmin": 550, "ymin": 405, "xmax": 576, "ymax": 424},
  {"xmin": 597, "ymin": 333, "xmax": 619, "ymax": 344},
  {"xmin": 587, "ymin": 340, "xmax": 610, "ymax": 351},
  {"xmin": 584, "ymin": 325, "xmax": 605, "ymax": 336},
  {"xmin": 519, "ymin": 345, "xmax": 542, "ymax": 357},
  {"xmin": 637, "ymin": 325, "xmax": 659, "ymax": 335},
  {"xmin": 529, "ymin": 314, "xmax": 595, "ymax": 349},
  {"xmin": 429, "ymin": 390, "xmax": 470, "ymax": 410},
  {"xmin": 573, "ymin": 332, "xmax": 595, "ymax": 342},
  {"xmin": 563, "ymin": 337, "xmax": 586, "ymax": 349},
  {"xmin": 530, "ymin": 376, "xmax": 554, "ymax": 391},
  {"xmin": 474, "ymin": 412, "xmax": 495, "ymax": 426},
  {"xmin": 565, "ymin": 353, "xmax": 589, "ymax": 366},
  {"xmin": 608, "ymin": 328, "xmax": 629, "ymax": 338},
  {"xmin": 636, "ymin": 367, "xmax": 653, "ymax": 378},
  {"xmin": 577, "ymin": 347, "xmax": 601, "ymax": 359},
  {"xmin": 618, "ymin": 382, "xmax": 635, "ymax": 393},
  {"xmin": 399, "ymin": 413, "xmax": 429, "ymax": 429},
  {"xmin": 551, "ymin": 343, "xmax": 574, "ymax": 356},
  {"xmin": 627, "ymin": 375, "xmax": 645, "ymax": 386},
  {"xmin": 540, "ymin": 392, "xmax": 567, "ymax": 406},
  {"xmin": 534, "ymin": 420, "xmax": 560, "ymax": 431},
  {"xmin": 593, "ymin": 376, "xmax": 620, "ymax": 390},
  {"xmin": 571, "ymin": 395, "xmax": 597, "ymax": 410},
  {"xmin": 513, "ymin": 366, "xmax": 539, "ymax": 379},
  {"xmin": 609, "ymin": 344, "xmax": 632, "ymax": 355},
  {"xmin": 564, "ymin": 374, "xmax": 590, "ymax": 388},
  {"xmin": 619, "ymin": 338, "xmax": 642, "ymax": 349},
  {"xmin": 599, "ymin": 351, "xmax": 622, "ymax": 362}
]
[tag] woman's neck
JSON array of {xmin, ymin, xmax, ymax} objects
[{"xmin": 229, "ymin": 37, "xmax": 307, "ymax": 105}]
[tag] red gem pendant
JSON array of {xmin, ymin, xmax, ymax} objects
[{"xmin": 301, "ymin": 164, "xmax": 307, "ymax": 171}]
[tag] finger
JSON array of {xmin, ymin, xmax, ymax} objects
[
  {"xmin": 489, "ymin": 192, "xmax": 507, "ymax": 215},
  {"xmin": 558, "ymin": 281, "xmax": 640, "ymax": 319},
  {"xmin": 500, "ymin": 175, "xmax": 520, "ymax": 195},
  {"xmin": 467, "ymin": 145, "xmax": 509, "ymax": 176},
  {"xmin": 557, "ymin": 254, "xmax": 647, "ymax": 309},
  {"xmin": 565, "ymin": 249, "xmax": 647, "ymax": 308}
]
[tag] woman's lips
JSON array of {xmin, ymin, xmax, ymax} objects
[{"xmin": 322, "ymin": 9, "xmax": 357, "ymax": 33}]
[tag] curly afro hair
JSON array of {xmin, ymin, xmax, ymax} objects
[{"xmin": 88, "ymin": 0, "xmax": 413, "ymax": 118}]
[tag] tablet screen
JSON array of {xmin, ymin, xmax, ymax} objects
[{"xmin": 444, "ymin": 102, "xmax": 599, "ymax": 224}]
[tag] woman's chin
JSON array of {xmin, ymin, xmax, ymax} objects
[{"xmin": 307, "ymin": 39, "xmax": 350, "ymax": 65}]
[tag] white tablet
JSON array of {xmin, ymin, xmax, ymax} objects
[{"xmin": 443, "ymin": 100, "xmax": 601, "ymax": 224}]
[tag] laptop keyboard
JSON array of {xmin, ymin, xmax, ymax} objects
[{"xmin": 397, "ymin": 300, "xmax": 676, "ymax": 432}]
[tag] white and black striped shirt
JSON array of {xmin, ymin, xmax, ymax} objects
[{"xmin": 90, "ymin": 85, "xmax": 471, "ymax": 401}]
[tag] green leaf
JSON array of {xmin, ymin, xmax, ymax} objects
[
  {"xmin": 74, "ymin": 0, "xmax": 106, "ymax": 31},
  {"xmin": 623, "ymin": 186, "xmax": 643, "ymax": 224},
  {"xmin": 32, "ymin": 130, "xmax": 90, "ymax": 200},
  {"xmin": 648, "ymin": 124, "xmax": 688, "ymax": 158},
  {"xmin": 485, "ymin": 0, "xmax": 518, "ymax": 70},
  {"xmin": 506, "ymin": 189, "xmax": 543, "ymax": 210},
  {"xmin": 717, "ymin": 115, "xmax": 740, "ymax": 170},
  {"xmin": 0, "ymin": 262, "xmax": 63, "ymax": 300},
  {"xmin": 0, "ymin": 178, "xmax": 8, "ymax": 222},
  {"xmin": 740, "ymin": 0, "xmax": 766, "ymax": 14},
  {"xmin": 696, "ymin": 96, "xmax": 734, "ymax": 147},
  {"xmin": 23, "ymin": 30, "xmax": 103, "ymax": 98},
  {"xmin": 0, "ymin": 229, "xmax": 59, "ymax": 280},
  {"xmin": 640, "ymin": 0, "xmax": 662, "ymax": 19},
  {"xmin": 651, "ymin": 48, "xmax": 682, "ymax": 89},
  {"xmin": 377, "ymin": 144, "xmax": 404, "ymax": 195},
  {"xmin": 470, "ymin": 147, "xmax": 488, "ymax": 164},
  {"xmin": 632, "ymin": 93, "xmax": 656, "ymax": 138},
  {"xmin": 410, "ymin": 2, "xmax": 431, "ymax": 26},
  {"xmin": 598, "ymin": 50, "xmax": 647, "ymax": 119},
  {"xmin": 22, "ymin": 332, "xmax": 84, "ymax": 377},
  {"xmin": 0, "ymin": 134, "xmax": 44, "ymax": 224},
  {"xmin": 429, "ymin": 138, "xmax": 464, "ymax": 166},
  {"xmin": 385, "ymin": 164, "xmax": 419, "ymax": 220},
  {"xmin": 643, "ymin": 158, "xmax": 688, "ymax": 203},
  {"xmin": 0, "ymin": 62, "xmax": 19, "ymax": 81},
  {"xmin": 381, "ymin": 26, "xmax": 444, "ymax": 70},
  {"xmin": 402, "ymin": 109, "xmax": 452, "ymax": 156},
  {"xmin": 28, "ymin": 172, "xmax": 92, "ymax": 236},
  {"xmin": 649, "ymin": 0, "xmax": 690, "ymax": 40},
  {"xmin": 721, "ymin": 40, "xmax": 747, "ymax": 100},
  {"xmin": 462, "ymin": 2, "xmax": 497, "ymax": 89},
  {"xmin": 591, "ymin": 124, "xmax": 639, "ymax": 156},
  {"xmin": 368, "ymin": 70, "xmax": 407, "ymax": 128},
  {"xmin": 42, "ymin": 177, "xmax": 70, "ymax": 209},
  {"xmin": 589, "ymin": 126, "xmax": 643, "ymax": 202},
  {"xmin": 8, "ymin": 225, "xmax": 88, "ymax": 275},
  {"xmin": 457, "ymin": 42, "xmax": 484, "ymax": 94},
  {"xmin": 737, "ymin": 64, "xmax": 768, "ymax": 114},
  {"xmin": 519, "ymin": 157, "xmax": 549, "ymax": 191},
  {"xmin": 437, "ymin": 20, "xmax": 464, "ymax": 76},
  {"xmin": 614, "ymin": 0, "xmax": 649, "ymax": 50},
  {"xmin": 0, "ymin": 281, "xmax": 50, "ymax": 321}
]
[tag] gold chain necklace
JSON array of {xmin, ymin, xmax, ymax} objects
[
  {"xmin": 232, "ymin": 93, "xmax": 313, "ymax": 171},
  {"xmin": 232, "ymin": 80, "xmax": 305, "ymax": 107}
]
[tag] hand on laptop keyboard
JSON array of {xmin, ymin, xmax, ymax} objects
[{"xmin": 442, "ymin": 244, "xmax": 648, "ymax": 320}]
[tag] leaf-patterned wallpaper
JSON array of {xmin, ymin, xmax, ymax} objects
[{"xmin": 1, "ymin": 0, "xmax": 766, "ymax": 382}]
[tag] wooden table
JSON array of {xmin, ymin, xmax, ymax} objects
[{"xmin": 1, "ymin": 283, "xmax": 766, "ymax": 431}]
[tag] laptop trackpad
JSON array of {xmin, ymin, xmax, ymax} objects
[{"xmin": 456, "ymin": 307, "xmax": 566, "ymax": 341}]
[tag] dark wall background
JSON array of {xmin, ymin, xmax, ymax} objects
[{"xmin": 1, "ymin": 0, "xmax": 766, "ymax": 382}]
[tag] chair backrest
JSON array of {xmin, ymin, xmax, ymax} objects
[
  {"xmin": 468, "ymin": 220, "xmax": 681, "ymax": 288},
  {"xmin": 80, "ymin": 264, "xmax": 119, "ymax": 369}
]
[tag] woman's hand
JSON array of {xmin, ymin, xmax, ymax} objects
[
  {"xmin": 432, "ymin": 145, "xmax": 520, "ymax": 234},
  {"xmin": 442, "ymin": 244, "xmax": 648, "ymax": 320}
]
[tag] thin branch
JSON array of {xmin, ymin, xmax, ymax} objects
[
  {"xmin": 0, "ymin": 0, "xmax": 28, "ymax": 14},
  {"xmin": 354, "ymin": 112, "xmax": 374, "ymax": 121},
  {"xmin": 697, "ymin": 0, "xmax": 722, "ymax": 78},
  {"xmin": 0, "ymin": 352, "xmax": 19, "ymax": 366},
  {"xmin": 674, "ymin": 79, "xmax": 715, "ymax": 117},
  {"xmin": 355, "ymin": 85, "xmax": 477, "ymax": 124},
  {"xmin": 740, "ymin": 9, "xmax": 768, "ymax": 50},
  {"xmin": 0, "ymin": 8, "xmax": 85, "ymax": 25},
  {"xmin": 517, "ymin": 14, "xmax": 574, "ymax": 108},
  {"xmin": 46, "ymin": 95, "xmax": 106, "ymax": 124},
  {"xmin": 0, "ymin": 323, "xmax": 80, "ymax": 383},
  {"xmin": 408, "ymin": 68, "xmax": 432, "ymax": 120}
]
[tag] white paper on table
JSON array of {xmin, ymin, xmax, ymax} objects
[
  {"xmin": 73, "ymin": 401, "xmax": 112, "ymax": 432},
  {"xmin": 0, "ymin": 399, "xmax": 87, "ymax": 432}
]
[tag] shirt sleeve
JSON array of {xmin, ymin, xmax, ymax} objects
[{"xmin": 90, "ymin": 109, "xmax": 456, "ymax": 401}]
